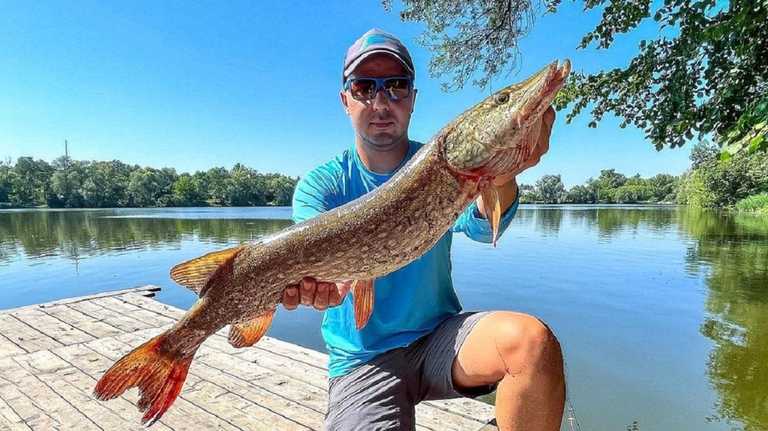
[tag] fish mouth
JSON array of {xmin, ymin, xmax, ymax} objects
[
  {"xmin": 477, "ymin": 60, "xmax": 570, "ymax": 176},
  {"xmin": 496, "ymin": 59, "xmax": 570, "ymax": 150}
]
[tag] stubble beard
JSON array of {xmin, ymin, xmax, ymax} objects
[{"xmin": 359, "ymin": 129, "xmax": 408, "ymax": 153}]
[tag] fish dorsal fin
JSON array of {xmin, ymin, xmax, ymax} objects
[
  {"xmin": 352, "ymin": 279, "xmax": 375, "ymax": 330},
  {"xmin": 228, "ymin": 309, "xmax": 275, "ymax": 348},
  {"xmin": 170, "ymin": 245, "xmax": 244, "ymax": 295}
]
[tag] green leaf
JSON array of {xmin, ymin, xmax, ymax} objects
[{"xmin": 747, "ymin": 135, "xmax": 766, "ymax": 153}]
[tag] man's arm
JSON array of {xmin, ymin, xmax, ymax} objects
[{"xmin": 452, "ymin": 185, "xmax": 520, "ymax": 243}]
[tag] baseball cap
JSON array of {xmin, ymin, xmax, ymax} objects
[{"xmin": 342, "ymin": 28, "xmax": 415, "ymax": 83}]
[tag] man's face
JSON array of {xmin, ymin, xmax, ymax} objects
[{"xmin": 340, "ymin": 53, "xmax": 417, "ymax": 153}]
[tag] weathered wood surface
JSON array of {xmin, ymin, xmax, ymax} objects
[{"xmin": 0, "ymin": 286, "xmax": 497, "ymax": 430}]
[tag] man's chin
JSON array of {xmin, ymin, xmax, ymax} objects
[{"xmin": 362, "ymin": 133, "xmax": 406, "ymax": 151}]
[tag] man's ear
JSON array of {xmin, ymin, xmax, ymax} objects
[
  {"xmin": 410, "ymin": 88, "xmax": 418, "ymax": 113},
  {"xmin": 340, "ymin": 91, "xmax": 350, "ymax": 115}
]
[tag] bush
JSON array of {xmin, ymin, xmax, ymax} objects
[{"xmin": 735, "ymin": 193, "xmax": 768, "ymax": 215}]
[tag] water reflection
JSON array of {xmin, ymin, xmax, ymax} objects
[
  {"xmin": 0, "ymin": 209, "xmax": 292, "ymax": 264},
  {"xmin": 679, "ymin": 210, "xmax": 768, "ymax": 431}
]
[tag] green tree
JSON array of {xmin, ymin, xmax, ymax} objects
[
  {"xmin": 566, "ymin": 184, "xmax": 595, "ymax": 203},
  {"xmin": 127, "ymin": 167, "xmax": 174, "ymax": 207},
  {"xmin": 203, "ymin": 167, "xmax": 230, "ymax": 205},
  {"xmin": 518, "ymin": 183, "xmax": 538, "ymax": 203},
  {"xmin": 10, "ymin": 157, "xmax": 53, "ymax": 206},
  {"xmin": 225, "ymin": 164, "xmax": 257, "ymax": 206},
  {"xmin": 172, "ymin": 173, "xmax": 206, "ymax": 206},
  {"xmin": 262, "ymin": 173, "xmax": 297, "ymax": 206},
  {"xmin": 50, "ymin": 158, "xmax": 87, "ymax": 208},
  {"xmin": 0, "ymin": 161, "xmax": 12, "ymax": 203},
  {"xmin": 81, "ymin": 161, "xmax": 132, "ymax": 207},
  {"xmin": 647, "ymin": 173, "xmax": 678, "ymax": 202},
  {"xmin": 384, "ymin": 0, "xmax": 768, "ymax": 150},
  {"xmin": 534, "ymin": 174, "xmax": 566, "ymax": 203}
]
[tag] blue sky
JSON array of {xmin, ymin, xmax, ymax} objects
[{"xmin": 1, "ymin": 0, "xmax": 692, "ymax": 187}]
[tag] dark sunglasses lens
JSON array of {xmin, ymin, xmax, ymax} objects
[
  {"xmin": 384, "ymin": 78, "xmax": 411, "ymax": 100},
  {"xmin": 349, "ymin": 79, "xmax": 376, "ymax": 100}
]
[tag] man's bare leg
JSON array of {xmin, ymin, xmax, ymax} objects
[{"xmin": 452, "ymin": 311, "xmax": 565, "ymax": 431}]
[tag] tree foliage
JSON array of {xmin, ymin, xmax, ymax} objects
[
  {"xmin": 384, "ymin": 0, "xmax": 768, "ymax": 150},
  {"xmin": 382, "ymin": 0, "xmax": 536, "ymax": 90},
  {"xmin": 678, "ymin": 142, "xmax": 768, "ymax": 208},
  {"xmin": 0, "ymin": 157, "xmax": 297, "ymax": 208},
  {"xmin": 520, "ymin": 169, "xmax": 679, "ymax": 204},
  {"xmin": 535, "ymin": 174, "xmax": 567, "ymax": 203}
]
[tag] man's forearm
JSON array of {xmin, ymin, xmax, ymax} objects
[{"xmin": 476, "ymin": 178, "xmax": 518, "ymax": 219}]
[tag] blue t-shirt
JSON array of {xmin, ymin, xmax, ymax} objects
[{"xmin": 292, "ymin": 140, "xmax": 519, "ymax": 377}]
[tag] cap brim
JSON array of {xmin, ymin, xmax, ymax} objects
[{"xmin": 343, "ymin": 49, "xmax": 414, "ymax": 80}]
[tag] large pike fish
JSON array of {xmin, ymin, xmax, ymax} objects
[{"xmin": 93, "ymin": 60, "xmax": 571, "ymax": 425}]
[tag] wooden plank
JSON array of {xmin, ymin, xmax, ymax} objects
[
  {"xmin": 50, "ymin": 344, "xmax": 174, "ymax": 431},
  {"xmin": 66, "ymin": 300, "xmax": 156, "ymax": 334},
  {"xmin": 121, "ymin": 292, "xmax": 185, "ymax": 319},
  {"xmin": 1, "ymin": 356, "xmax": 100, "ymax": 430},
  {"xmin": 1, "ymin": 286, "xmax": 161, "ymax": 315},
  {"xmin": 117, "ymin": 296, "xmax": 496, "ymax": 428},
  {"xmin": 0, "ymin": 384, "xmax": 31, "ymax": 431},
  {"xmin": 41, "ymin": 305, "xmax": 122, "ymax": 340},
  {"xmin": 0, "ymin": 335, "xmax": 25, "ymax": 360},
  {"xmin": 0, "ymin": 315, "xmax": 61, "ymax": 353},
  {"xmin": 55, "ymin": 340, "xmax": 220, "ymax": 431},
  {"xmin": 86, "ymin": 337, "xmax": 292, "ymax": 431},
  {"xmin": 122, "ymin": 329, "xmax": 481, "ymax": 431},
  {"xmin": 9, "ymin": 308, "xmax": 94, "ymax": 346},
  {"xmin": 1, "ymin": 288, "xmax": 497, "ymax": 430},
  {"xmin": 113, "ymin": 331, "xmax": 319, "ymax": 430},
  {"xmin": 0, "ymin": 381, "xmax": 59, "ymax": 430},
  {"xmin": 475, "ymin": 419, "xmax": 499, "ymax": 430},
  {"xmin": 91, "ymin": 297, "xmax": 175, "ymax": 327}
]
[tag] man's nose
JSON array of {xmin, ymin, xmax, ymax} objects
[{"xmin": 370, "ymin": 89, "xmax": 391, "ymax": 111}]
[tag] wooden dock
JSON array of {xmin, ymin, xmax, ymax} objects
[{"xmin": 0, "ymin": 286, "xmax": 498, "ymax": 430}]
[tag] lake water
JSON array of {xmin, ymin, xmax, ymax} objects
[{"xmin": 1, "ymin": 206, "xmax": 766, "ymax": 431}]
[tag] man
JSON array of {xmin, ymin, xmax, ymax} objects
[{"xmin": 284, "ymin": 29, "xmax": 565, "ymax": 431}]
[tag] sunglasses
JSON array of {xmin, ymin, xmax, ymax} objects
[{"xmin": 343, "ymin": 76, "xmax": 414, "ymax": 102}]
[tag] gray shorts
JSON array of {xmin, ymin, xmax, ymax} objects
[{"xmin": 325, "ymin": 311, "xmax": 495, "ymax": 431}]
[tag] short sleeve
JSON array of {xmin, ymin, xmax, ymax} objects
[
  {"xmin": 292, "ymin": 165, "xmax": 343, "ymax": 223},
  {"xmin": 451, "ymin": 192, "xmax": 520, "ymax": 243}
]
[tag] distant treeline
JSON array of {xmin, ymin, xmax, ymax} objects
[
  {"xmin": 519, "ymin": 170, "xmax": 679, "ymax": 204},
  {"xmin": 0, "ymin": 156, "xmax": 298, "ymax": 208}
]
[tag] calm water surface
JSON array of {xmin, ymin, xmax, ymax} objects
[{"xmin": 1, "ymin": 206, "xmax": 766, "ymax": 431}]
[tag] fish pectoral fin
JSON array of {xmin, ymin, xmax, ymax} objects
[
  {"xmin": 352, "ymin": 279, "xmax": 375, "ymax": 330},
  {"xmin": 481, "ymin": 185, "xmax": 503, "ymax": 247},
  {"xmin": 228, "ymin": 309, "xmax": 275, "ymax": 348},
  {"xmin": 170, "ymin": 245, "xmax": 245, "ymax": 295}
]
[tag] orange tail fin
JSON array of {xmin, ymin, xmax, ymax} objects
[{"xmin": 93, "ymin": 333, "xmax": 196, "ymax": 425}]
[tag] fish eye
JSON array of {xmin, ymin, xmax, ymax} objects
[{"xmin": 495, "ymin": 92, "xmax": 510, "ymax": 104}]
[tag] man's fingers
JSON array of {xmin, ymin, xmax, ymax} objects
[
  {"xmin": 328, "ymin": 285, "xmax": 341, "ymax": 306},
  {"xmin": 314, "ymin": 282, "xmax": 332, "ymax": 310},
  {"xmin": 283, "ymin": 285, "xmax": 299, "ymax": 310},
  {"xmin": 300, "ymin": 277, "xmax": 316, "ymax": 305},
  {"xmin": 329, "ymin": 281, "xmax": 352, "ymax": 306}
]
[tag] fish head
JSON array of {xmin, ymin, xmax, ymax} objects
[{"xmin": 441, "ymin": 60, "xmax": 571, "ymax": 180}]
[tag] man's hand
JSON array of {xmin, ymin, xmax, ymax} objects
[
  {"xmin": 282, "ymin": 277, "xmax": 352, "ymax": 311},
  {"xmin": 478, "ymin": 106, "xmax": 555, "ymax": 219}
]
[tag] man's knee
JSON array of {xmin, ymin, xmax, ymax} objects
[{"xmin": 491, "ymin": 312, "xmax": 563, "ymax": 375}]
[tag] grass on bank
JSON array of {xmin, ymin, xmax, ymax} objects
[{"xmin": 735, "ymin": 193, "xmax": 768, "ymax": 215}]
